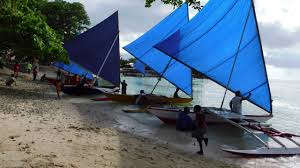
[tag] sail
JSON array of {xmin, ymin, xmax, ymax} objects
[
  {"xmin": 52, "ymin": 62, "xmax": 93, "ymax": 80},
  {"xmin": 155, "ymin": 0, "xmax": 272, "ymax": 112},
  {"xmin": 64, "ymin": 12, "xmax": 120, "ymax": 86},
  {"xmin": 123, "ymin": 3, "xmax": 192, "ymax": 96},
  {"xmin": 134, "ymin": 60, "xmax": 146, "ymax": 74}
]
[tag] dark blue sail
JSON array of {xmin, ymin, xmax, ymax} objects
[
  {"xmin": 64, "ymin": 12, "xmax": 120, "ymax": 86},
  {"xmin": 123, "ymin": 3, "xmax": 192, "ymax": 96},
  {"xmin": 156, "ymin": 0, "xmax": 272, "ymax": 112}
]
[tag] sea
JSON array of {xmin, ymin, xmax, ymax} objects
[{"xmin": 119, "ymin": 69, "xmax": 300, "ymax": 168}]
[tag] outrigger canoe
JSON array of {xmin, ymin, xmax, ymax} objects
[
  {"xmin": 148, "ymin": 106, "xmax": 272, "ymax": 124},
  {"xmin": 101, "ymin": 93, "xmax": 192, "ymax": 105},
  {"xmin": 46, "ymin": 77, "xmax": 117, "ymax": 95}
]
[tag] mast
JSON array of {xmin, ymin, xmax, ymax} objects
[
  {"xmin": 150, "ymin": 3, "xmax": 190, "ymax": 95},
  {"xmin": 96, "ymin": 32, "xmax": 120, "ymax": 76},
  {"xmin": 220, "ymin": 2, "xmax": 252, "ymax": 109},
  {"xmin": 150, "ymin": 58, "xmax": 173, "ymax": 94}
]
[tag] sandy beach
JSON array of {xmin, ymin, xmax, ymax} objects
[{"xmin": 0, "ymin": 68, "xmax": 237, "ymax": 168}]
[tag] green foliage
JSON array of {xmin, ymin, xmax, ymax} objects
[
  {"xmin": 120, "ymin": 58, "xmax": 136, "ymax": 68},
  {"xmin": 41, "ymin": 0, "xmax": 90, "ymax": 41},
  {"xmin": 0, "ymin": 1, "xmax": 68, "ymax": 63},
  {"xmin": 145, "ymin": 0, "xmax": 203, "ymax": 10},
  {"xmin": 0, "ymin": 0, "xmax": 90, "ymax": 63}
]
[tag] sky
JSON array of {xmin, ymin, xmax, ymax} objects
[{"xmin": 67, "ymin": 0, "xmax": 300, "ymax": 80}]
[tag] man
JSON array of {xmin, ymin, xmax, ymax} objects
[
  {"xmin": 32, "ymin": 66, "xmax": 38, "ymax": 80},
  {"xmin": 121, "ymin": 80, "xmax": 127, "ymax": 95},
  {"xmin": 56, "ymin": 69, "xmax": 62, "ymax": 79},
  {"xmin": 229, "ymin": 91, "xmax": 251, "ymax": 115},
  {"xmin": 192, "ymin": 105, "xmax": 208, "ymax": 155},
  {"xmin": 26, "ymin": 62, "xmax": 32, "ymax": 74},
  {"xmin": 173, "ymin": 87, "xmax": 180, "ymax": 98},
  {"xmin": 135, "ymin": 90, "xmax": 146, "ymax": 105},
  {"xmin": 55, "ymin": 80, "xmax": 62, "ymax": 99},
  {"xmin": 176, "ymin": 107, "xmax": 195, "ymax": 131},
  {"xmin": 5, "ymin": 74, "xmax": 17, "ymax": 86}
]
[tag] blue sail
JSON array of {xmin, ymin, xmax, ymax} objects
[
  {"xmin": 155, "ymin": 0, "xmax": 272, "ymax": 112},
  {"xmin": 123, "ymin": 3, "xmax": 192, "ymax": 96},
  {"xmin": 52, "ymin": 62, "xmax": 94, "ymax": 80},
  {"xmin": 64, "ymin": 12, "xmax": 120, "ymax": 86},
  {"xmin": 134, "ymin": 60, "xmax": 146, "ymax": 74}
]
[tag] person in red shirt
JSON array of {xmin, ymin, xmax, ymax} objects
[
  {"xmin": 13, "ymin": 62, "xmax": 20, "ymax": 77},
  {"xmin": 192, "ymin": 105, "xmax": 208, "ymax": 155}
]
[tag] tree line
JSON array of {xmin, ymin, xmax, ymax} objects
[{"xmin": 0, "ymin": 0, "xmax": 90, "ymax": 64}]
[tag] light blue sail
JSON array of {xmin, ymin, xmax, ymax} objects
[
  {"xmin": 134, "ymin": 60, "xmax": 146, "ymax": 74},
  {"xmin": 52, "ymin": 61, "xmax": 94, "ymax": 80},
  {"xmin": 155, "ymin": 0, "xmax": 272, "ymax": 112},
  {"xmin": 123, "ymin": 3, "xmax": 192, "ymax": 96}
]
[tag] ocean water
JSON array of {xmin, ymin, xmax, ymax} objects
[{"xmin": 120, "ymin": 75, "xmax": 300, "ymax": 167}]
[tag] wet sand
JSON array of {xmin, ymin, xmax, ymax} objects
[{"xmin": 0, "ymin": 69, "xmax": 237, "ymax": 168}]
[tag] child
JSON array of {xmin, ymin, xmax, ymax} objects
[{"xmin": 192, "ymin": 105, "xmax": 208, "ymax": 155}]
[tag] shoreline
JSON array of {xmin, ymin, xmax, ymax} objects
[{"xmin": 0, "ymin": 69, "xmax": 237, "ymax": 168}]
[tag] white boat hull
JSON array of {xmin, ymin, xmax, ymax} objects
[
  {"xmin": 147, "ymin": 106, "xmax": 272, "ymax": 125},
  {"xmin": 222, "ymin": 147, "xmax": 300, "ymax": 156}
]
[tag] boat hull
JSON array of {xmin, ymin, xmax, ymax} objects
[
  {"xmin": 46, "ymin": 77, "xmax": 59, "ymax": 85},
  {"xmin": 104, "ymin": 93, "xmax": 192, "ymax": 105},
  {"xmin": 222, "ymin": 147, "xmax": 300, "ymax": 156},
  {"xmin": 62, "ymin": 85, "xmax": 103, "ymax": 95},
  {"xmin": 147, "ymin": 106, "xmax": 272, "ymax": 124}
]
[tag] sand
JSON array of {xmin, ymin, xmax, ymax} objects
[{"xmin": 0, "ymin": 68, "xmax": 238, "ymax": 168}]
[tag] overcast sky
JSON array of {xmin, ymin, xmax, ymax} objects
[{"xmin": 67, "ymin": 0, "xmax": 300, "ymax": 80}]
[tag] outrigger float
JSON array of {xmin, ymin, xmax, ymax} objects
[
  {"xmin": 216, "ymin": 111, "xmax": 300, "ymax": 156},
  {"xmin": 148, "ymin": 106, "xmax": 300, "ymax": 156}
]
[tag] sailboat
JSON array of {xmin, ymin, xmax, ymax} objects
[
  {"xmin": 148, "ymin": 0, "xmax": 300, "ymax": 156},
  {"xmin": 62, "ymin": 11, "xmax": 120, "ymax": 94},
  {"xmin": 149, "ymin": 0, "xmax": 272, "ymax": 124},
  {"xmin": 103, "ymin": 3, "xmax": 193, "ymax": 105}
]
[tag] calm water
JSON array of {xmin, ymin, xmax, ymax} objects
[{"xmin": 120, "ymin": 75, "xmax": 300, "ymax": 167}]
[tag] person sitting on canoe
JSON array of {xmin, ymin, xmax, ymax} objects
[
  {"xmin": 192, "ymin": 105, "xmax": 208, "ymax": 155},
  {"xmin": 135, "ymin": 90, "xmax": 146, "ymax": 105},
  {"xmin": 176, "ymin": 107, "xmax": 195, "ymax": 131},
  {"xmin": 121, "ymin": 80, "xmax": 127, "ymax": 94},
  {"xmin": 229, "ymin": 91, "xmax": 251, "ymax": 115},
  {"xmin": 173, "ymin": 87, "xmax": 180, "ymax": 98},
  {"xmin": 5, "ymin": 74, "xmax": 17, "ymax": 86},
  {"xmin": 77, "ymin": 74, "xmax": 88, "ymax": 88}
]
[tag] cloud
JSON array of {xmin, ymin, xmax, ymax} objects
[
  {"xmin": 259, "ymin": 22, "xmax": 300, "ymax": 49},
  {"xmin": 264, "ymin": 48, "xmax": 300, "ymax": 68}
]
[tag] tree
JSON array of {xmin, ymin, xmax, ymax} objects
[
  {"xmin": 120, "ymin": 57, "xmax": 136, "ymax": 68},
  {"xmin": 145, "ymin": 0, "xmax": 203, "ymax": 10},
  {"xmin": 41, "ymin": 0, "xmax": 90, "ymax": 41},
  {"xmin": 0, "ymin": 0, "xmax": 68, "ymax": 63}
]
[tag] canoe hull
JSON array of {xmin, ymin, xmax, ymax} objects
[
  {"xmin": 46, "ymin": 77, "xmax": 59, "ymax": 85},
  {"xmin": 147, "ymin": 106, "xmax": 272, "ymax": 124},
  {"xmin": 62, "ymin": 85, "xmax": 103, "ymax": 95},
  {"xmin": 222, "ymin": 147, "xmax": 300, "ymax": 156},
  {"xmin": 104, "ymin": 93, "xmax": 192, "ymax": 105}
]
